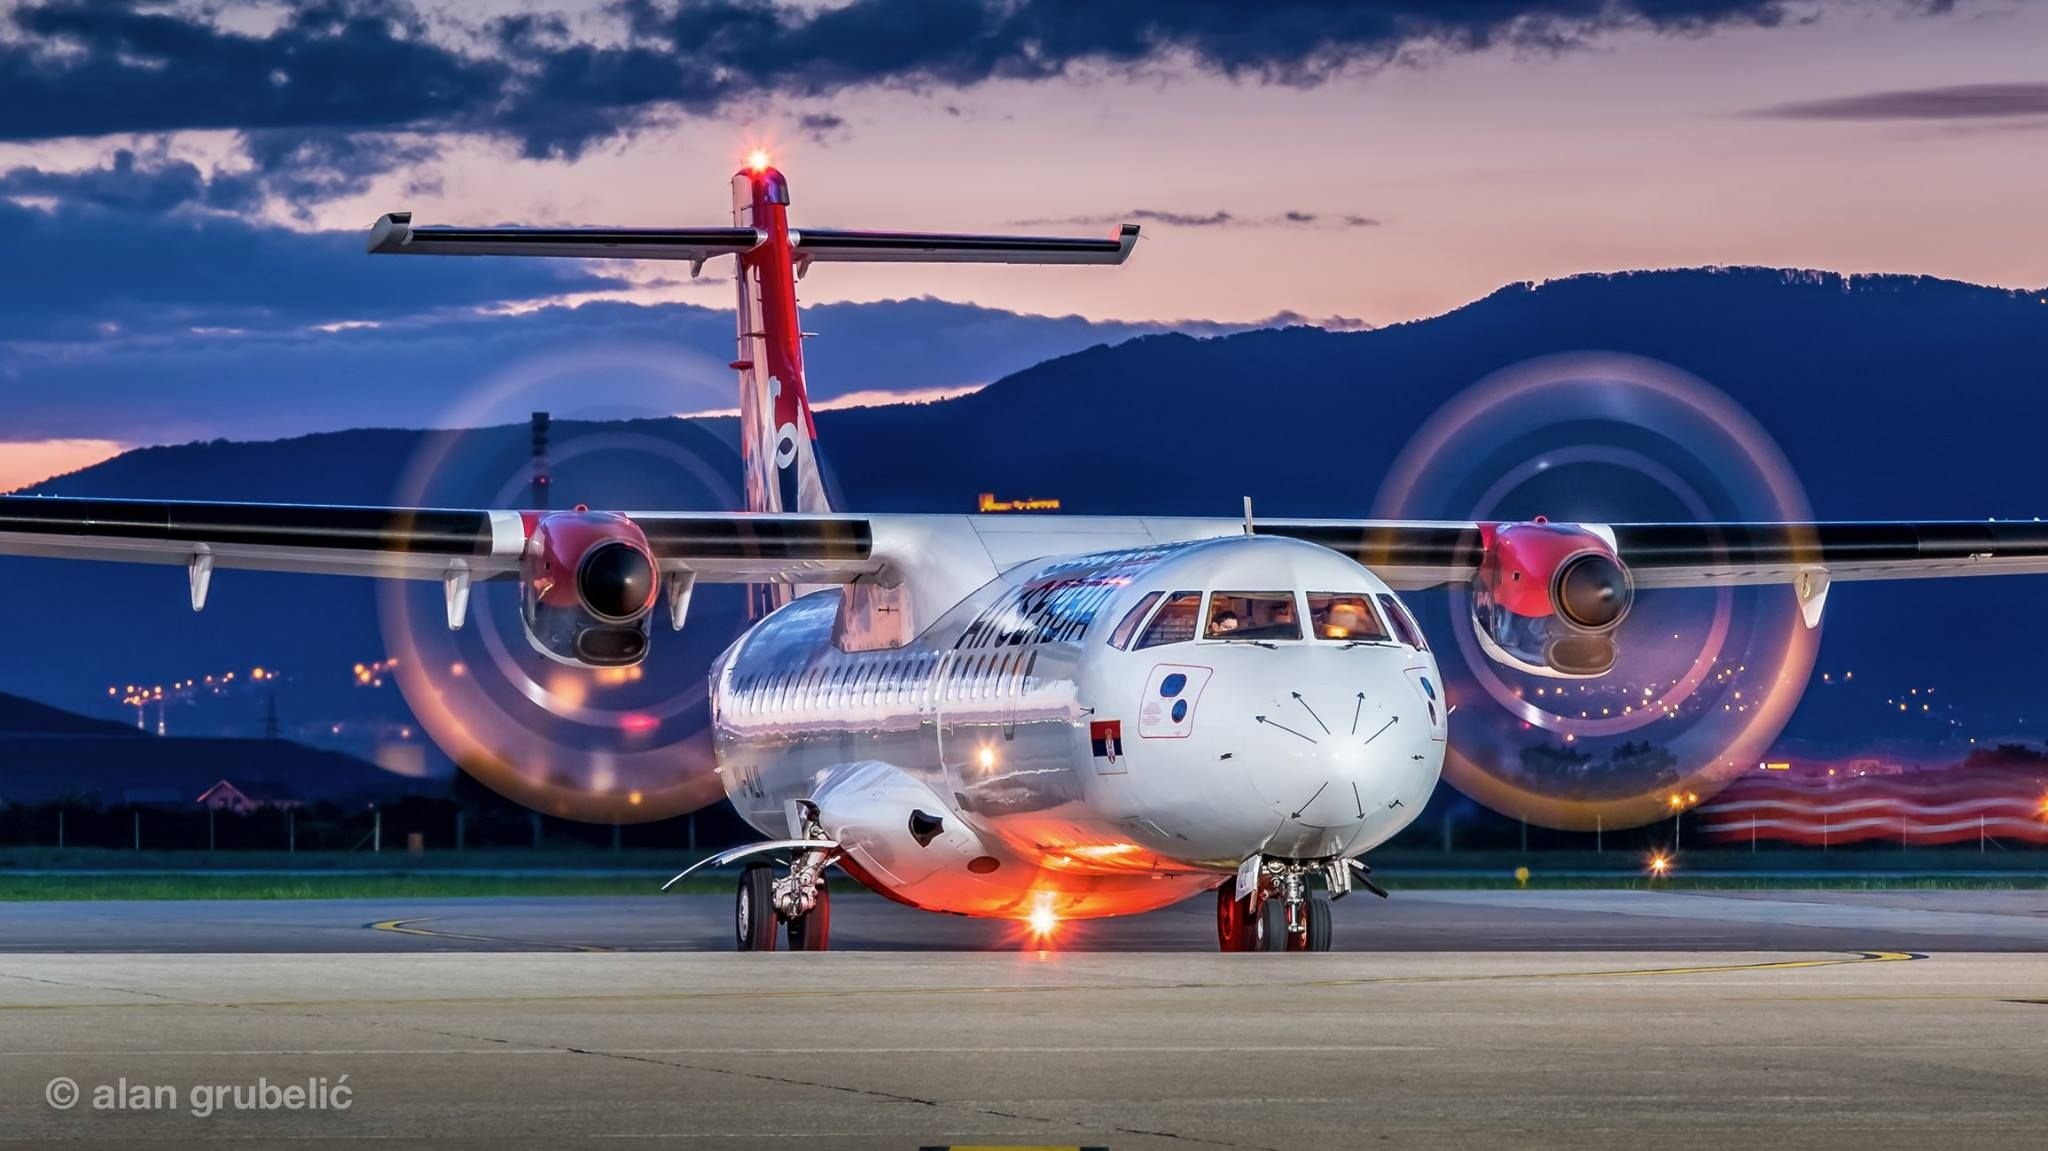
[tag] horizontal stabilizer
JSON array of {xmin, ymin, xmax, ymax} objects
[
  {"xmin": 367, "ymin": 212, "xmax": 763, "ymax": 263},
  {"xmin": 792, "ymin": 224, "xmax": 1139, "ymax": 265}
]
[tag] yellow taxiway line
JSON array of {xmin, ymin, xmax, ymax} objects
[{"xmin": 369, "ymin": 917, "xmax": 614, "ymax": 953}]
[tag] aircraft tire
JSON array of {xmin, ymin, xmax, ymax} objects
[
  {"xmin": 1305, "ymin": 892, "xmax": 1333, "ymax": 952},
  {"xmin": 1215, "ymin": 883, "xmax": 1248, "ymax": 951},
  {"xmin": 788, "ymin": 884, "xmax": 832, "ymax": 951},
  {"xmin": 736, "ymin": 863, "xmax": 779, "ymax": 951},
  {"xmin": 1254, "ymin": 895, "xmax": 1289, "ymax": 952}
]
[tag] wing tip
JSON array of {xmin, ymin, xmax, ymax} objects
[
  {"xmin": 366, "ymin": 211, "xmax": 414, "ymax": 254},
  {"xmin": 1115, "ymin": 222, "xmax": 1141, "ymax": 262}
]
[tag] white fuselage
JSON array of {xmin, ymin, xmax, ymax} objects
[{"xmin": 710, "ymin": 534, "xmax": 1445, "ymax": 921}]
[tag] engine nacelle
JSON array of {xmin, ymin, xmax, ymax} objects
[
  {"xmin": 521, "ymin": 509, "xmax": 658, "ymax": 667},
  {"xmin": 1470, "ymin": 520, "xmax": 1634, "ymax": 678}
]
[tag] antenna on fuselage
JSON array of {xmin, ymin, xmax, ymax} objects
[{"xmin": 1243, "ymin": 496, "xmax": 1255, "ymax": 536}]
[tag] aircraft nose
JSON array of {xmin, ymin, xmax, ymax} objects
[
  {"xmin": 1129, "ymin": 651, "xmax": 1442, "ymax": 860},
  {"xmin": 1231, "ymin": 663, "xmax": 1436, "ymax": 849},
  {"xmin": 1248, "ymin": 690, "xmax": 1382, "ymax": 824}
]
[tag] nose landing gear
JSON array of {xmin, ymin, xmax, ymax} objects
[{"xmin": 1215, "ymin": 857, "xmax": 1342, "ymax": 952}]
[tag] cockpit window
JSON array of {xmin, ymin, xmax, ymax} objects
[
  {"xmin": 1307, "ymin": 593, "xmax": 1390, "ymax": 642},
  {"xmin": 1204, "ymin": 592, "xmax": 1302, "ymax": 641},
  {"xmin": 1377, "ymin": 592, "xmax": 1428, "ymax": 650},
  {"xmin": 1136, "ymin": 591, "xmax": 1202, "ymax": 649},
  {"xmin": 1108, "ymin": 591, "xmax": 1164, "ymax": 650}
]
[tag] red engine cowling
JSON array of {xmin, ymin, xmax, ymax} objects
[
  {"xmin": 1470, "ymin": 520, "xmax": 1634, "ymax": 678},
  {"xmin": 522, "ymin": 509, "xmax": 658, "ymax": 667}
]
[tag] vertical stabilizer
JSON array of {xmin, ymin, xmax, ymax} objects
[{"xmin": 732, "ymin": 162, "xmax": 834, "ymax": 522}]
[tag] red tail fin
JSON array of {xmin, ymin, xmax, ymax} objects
[{"xmin": 732, "ymin": 162, "xmax": 833, "ymax": 519}]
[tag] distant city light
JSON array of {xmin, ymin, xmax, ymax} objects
[{"xmin": 978, "ymin": 492, "xmax": 1062, "ymax": 513}]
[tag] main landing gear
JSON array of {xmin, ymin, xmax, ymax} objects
[
  {"xmin": 734, "ymin": 861, "xmax": 832, "ymax": 951},
  {"xmin": 1216, "ymin": 857, "xmax": 1376, "ymax": 952},
  {"xmin": 732, "ymin": 822, "xmax": 838, "ymax": 952}
]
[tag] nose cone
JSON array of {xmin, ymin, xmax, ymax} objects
[
  {"xmin": 1245, "ymin": 691, "xmax": 1395, "ymax": 853},
  {"xmin": 1203, "ymin": 650, "xmax": 1446, "ymax": 860}
]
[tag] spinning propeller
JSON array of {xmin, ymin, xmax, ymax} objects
[{"xmin": 1373, "ymin": 352, "xmax": 1822, "ymax": 832}]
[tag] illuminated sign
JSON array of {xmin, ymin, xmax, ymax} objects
[{"xmin": 978, "ymin": 492, "xmax": 1061, "ymax": 513}]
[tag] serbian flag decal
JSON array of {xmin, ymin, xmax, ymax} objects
[{"xmin": 1090, "ymin": 720, "xmax": 1123, "ymax": 764}]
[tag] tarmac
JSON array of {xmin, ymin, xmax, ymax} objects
[
  {"xmin": 4, "ymin": 887, "xmax": 2048, "ymax": 952},
  {"xmin": 1, "ymin": 890, "xmax": 2045, "ymax": 1148}
]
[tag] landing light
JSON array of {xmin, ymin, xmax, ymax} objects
[
  {"xmin": 1648, "ymin": 853, "xmax": 1672, "ymax": 877},
  {"xmin": 1025, "ymin": 894, "xmax": 1059, "ymax": 941}
]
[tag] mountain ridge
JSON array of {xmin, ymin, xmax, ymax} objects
[{"xmin": 7, "ymin": 264, "xmax": 2046, "ymax": 764}]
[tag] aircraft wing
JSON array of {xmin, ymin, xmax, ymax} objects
[
  {"xmin": 7, "ymin": 498, "xmax": 2048, "ymax": 597},
  {"xmin": 1251, "ymin": 518, "xmax": 2048, "ymax": 590},
  {"xmin": 0, "ymin": 497, "xmax": 879, "ymax": 586}
]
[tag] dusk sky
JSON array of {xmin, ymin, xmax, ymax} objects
[{"xmin": 2, "ymin": 0, "xmax": 2045, "ymax": 489}]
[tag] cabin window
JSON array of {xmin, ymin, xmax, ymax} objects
[
  {"xmin": 1136, "ymin": 591, "xmax": 1202, "ymax": 649},
  {"xmin": 1204, "ymin": 592, "xmax": 1302, "ymax": 641},
  {"xmin": 1307, "ymin": 593, "xmax": 1390, "ymax": 642},
  {"xmin": 1108, "ymin": 591, "xmax": 1164, "ymax": 650},
  {"xmin": 1377, "ymin": 593, "xmax": 1428, "ymax": 650}
]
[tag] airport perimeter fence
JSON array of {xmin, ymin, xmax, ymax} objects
[
  {"xmin": 4, "ymin": 794, "xmax": 2044, "ymax": 876},
  {"xmin": 0, "ymin": 795, "xmax": 760, "ymax": 857}
]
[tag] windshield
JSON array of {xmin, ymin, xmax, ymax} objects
[
  {"xmin": 1377, "ymin": 592, "xmax": 1428, "ymax": 650},
  {"xmin": 1136, "ymin": 591, "xmax": 1202, "ymax": 648},
  {"xmin": 1108, "ymin": 591, "xmax": 1163, "ymax": 650},
  {"xmin": 1204, "ymin": 592, "xmax": 1301, "ymax": 641},
  {"xmin": 1307, "ymin": 593, "xmax": 1390, "ymax": 642}
]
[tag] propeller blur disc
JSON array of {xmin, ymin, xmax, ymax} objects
[{"xmin": 1374, "ymin": 352, "xmax": 1820, "ymax": 832}]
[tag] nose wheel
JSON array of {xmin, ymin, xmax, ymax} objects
[{"xmin": 1216, "ymin": 868, "xmax": 1336, "ymax": 952}]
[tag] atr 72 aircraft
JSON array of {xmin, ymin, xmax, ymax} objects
[{"xmin": 7, "ymin": 155, "xmax": 2048, "ymax": 953}]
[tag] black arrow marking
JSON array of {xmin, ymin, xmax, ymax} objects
[
  {"xmin": 1352, "ymin": 782, "xmax": 1366, "ymax": 819},
  {"xmin": 1361, "ymin": 716, "xmax": 1398, "ymax": 746},
  {"xmin": 1292, "ymin": 691, "xmax": 1329, "ymax": 734},
  {"xmin": 1351, "ymin": 693, "xmax": 1364, "ymax": 735},
  {"xmin": 1255, "ymin": 715, "xmax": 1317, "ymax": 744},
  {"xmin": 1290, "ymin": 781, "xmax": 1329, "ymax": 819}
]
